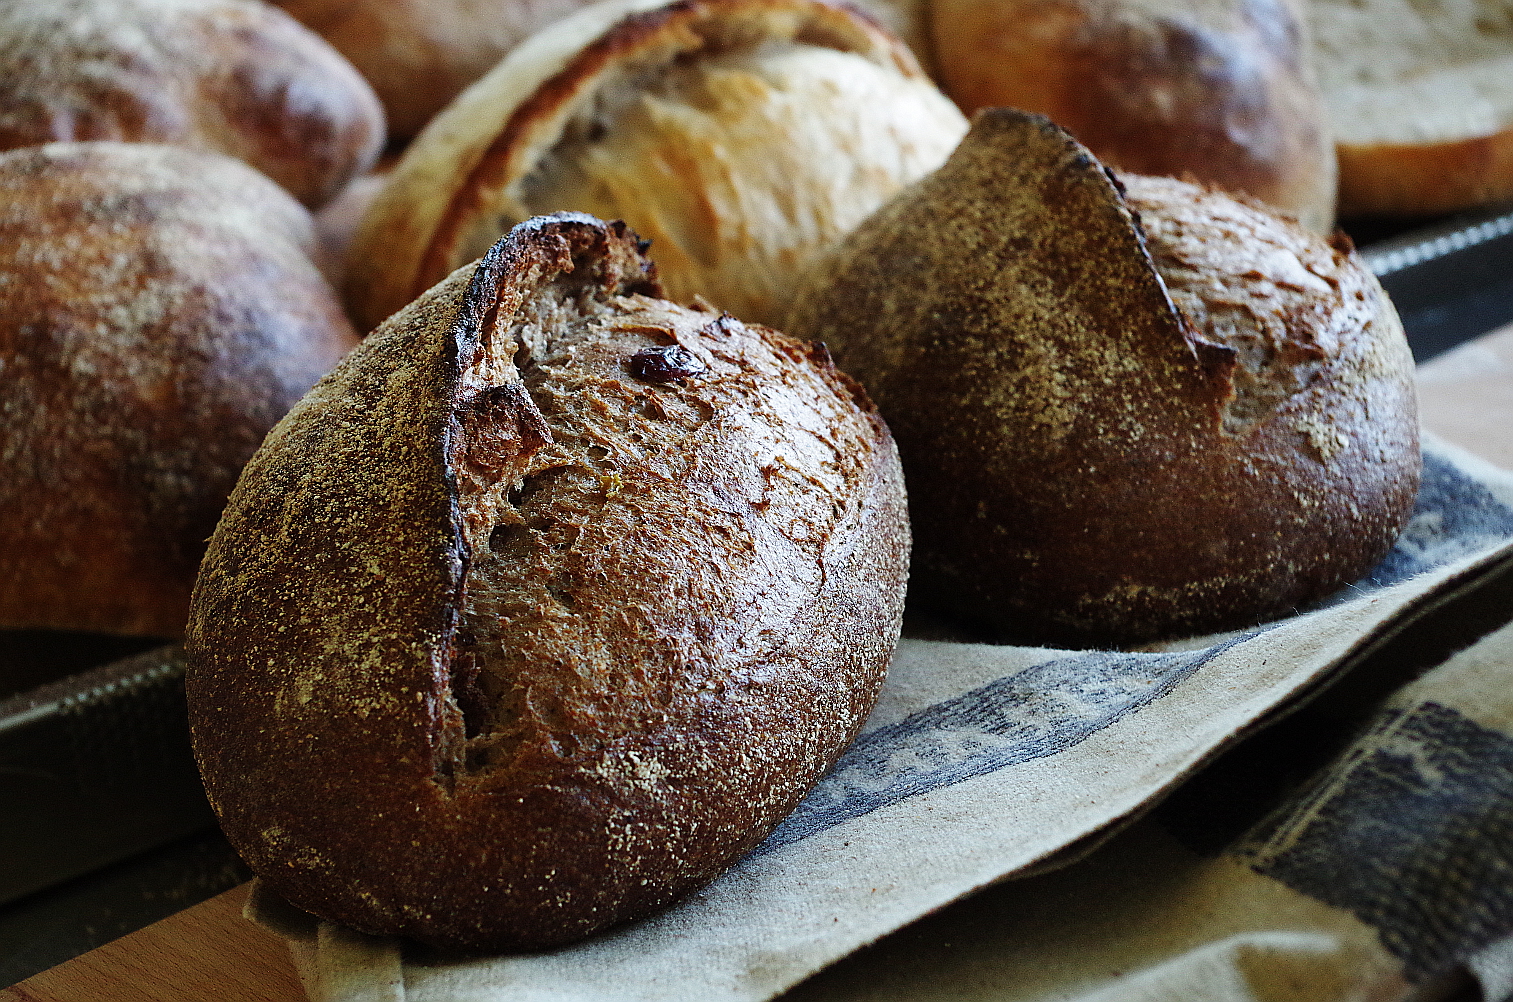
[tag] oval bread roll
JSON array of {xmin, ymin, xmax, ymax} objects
[
  {"xmin": 787, "ymin": 110, "xmax": 1420, "ymax": 647},
  {"xmin": 343, "ymin": 0, "xmax": 967, "ymax": 331},
  {"xmin": 0, "ymin": 142, "xmax": 361, "ymax": 639},
  {"xmin": 0, "ymin": 0, "xmax": 385, "ymax": 209},
  {"xmin": 186, "ymin": 213, "xmax": 909, "ymax": 950},
  {"xmin": 930, "ymin": 0, "xmax": 1338, "ymax": 233}
]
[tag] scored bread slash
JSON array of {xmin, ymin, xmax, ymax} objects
[
  {"xmin": 786, "ymin": 109, "xmax": 1421, "ymax": 648},
  {"xmin": 342, "ymin": 0, "xmax": 968, "ymax": 332},
  {"xmin": 185, "ymin": 212, "xmax": 909, "ymax": 951}
]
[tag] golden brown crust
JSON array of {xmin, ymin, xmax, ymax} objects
[
  {"xmin": 0, "ymin": 142, "xmax": 361, "ymax": 638},
  {"xmin": 1335, "ymin": 130, "xmax": 1513, "ymax": 217},
  {"xmin": 185, "ymin": 213, "xmax": 909, "ymax": 950},
  {"xmin": 785, "ymin": 110, "xmax": 1420, "ymax": 647},
  {"xmin": 343, "ymin": 0, "xmax": 965, "ymax": 331},
  {"xmin": 271, "ymin": 0, "xmax": 597, "ymax": 140},
  {"xmin": 929, "ymin": 0, "xmax": 1338, "ymax": 233},
  {"xmin": 0, "ymin": 0, "xmax": 385, "ymax": 209}
]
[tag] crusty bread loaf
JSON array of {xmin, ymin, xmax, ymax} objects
[
  {"xmin": 0, "ymin": 142, "xmax": 361, "ymax": 639},
  {"xmin": 929, "ymin": 0, "xmax": 1338, "ymax": 233},
  {"xmin": 343, "ymin": 0, "xmax": 967, "ymax": 332},
  {"xmin": 0, "ymin": 0, "xmax": 385, "ymax": 209},
  {"xmin": 185, "ymin": 213, "xmax": 909, "ymax": 950},
  {"xmin": 1309, "ymin": 0, "xmax": 1513, "ymax": 216},
  {"xmin": 786, "ymin": 110, "xmax": 1420, "ymax": 647},
  {"xmin": 270, "ymin": 0, "xmax": 595, "ymax": 140}
]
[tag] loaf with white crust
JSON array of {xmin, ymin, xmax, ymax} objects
[
  {"xmin": 343, "ymin": 0, "xmax": 968, "ymax": 331},
  {"xmin": 1309, "ymin": 0, "xmax": 1513, "ymax": 216}
]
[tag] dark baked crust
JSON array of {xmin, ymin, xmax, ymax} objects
[
  {"xmin": 785, "ymin": 109, "xmax": 1420, "ymax": 647},
  {"xmin": 0, "ymin": 142, "xmax": 360, "ymax": 638},
  {"xmin": 0, "ymin": 0, "xmax": 385, "ymax": 208},
  {"xmin": 185, "ymin": 213, "xmax": 909, "ymax": 950}
]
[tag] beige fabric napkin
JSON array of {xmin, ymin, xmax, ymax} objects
[
  {"xmin": 791, "ymin": 577, "xmax": 1513, "ymax": 1002},
  {"xmin": 248, "ymin": 432, "xmax": 1513, "ymax": 1001}
]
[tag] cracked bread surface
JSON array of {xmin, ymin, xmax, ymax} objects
[{"xmin": 186, "ymin": 213, "xmax": 908, "ymax": 950}]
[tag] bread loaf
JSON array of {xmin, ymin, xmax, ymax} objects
[
  {"xmin": 0, "ymin": 142, "xmax": 361, "ymax": 639},
  {"xmin": 929, "ymin": 0, "xmax": 1338, "ymax": 233},
  {"xmin": 270, "ymin": 0, "xmax": 595, "ymax": 140},
  {"xmin": 343, "ymin": 0, "xmax": 967, "ymax": 331},
  {"xmin": 1310, "ymin": 0, "xmax": 1513, "ymax": 216},
  {"xmin": 786, "ymin": 110, "xmax": 1420, "ymax": 647},
  {"xmin": 0, "ymin": 0, "xmax": 385, "ymax": 209},
  {"xmin": 185, "ymin": 213, "xmax": 909, "ymax": 950}
]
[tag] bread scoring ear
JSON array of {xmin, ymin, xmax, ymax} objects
[
  {"xmin": 186, "ymin": 213, "xmax": 909, "ymax": 951},
  {"xmin": 787, "ymin": 109, "xmax": 1420, "ymax": 646}
]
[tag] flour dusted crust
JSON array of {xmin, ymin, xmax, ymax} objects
[
  {"xmin": 929, "ymin": 0, "xmax": 1338, "ymax": 233},
  {"xmin": 185, "ymin": 214, "xmax": 909, "ymax": 950},
  {"xmin": 0, "ymin": 142, "xmax": 360, "ymax": 639},
  {"xmin": 343, "ymin": 0, "xmax": 967, "ymax": 331},
  {"xmin": 0, "ymin": 0, "xmax": 384, "ymax": 209},
  {"xmin": 1310, "ymin": 0, "xmax": 1513, "ymax": 216},
  {"xmin": 785, "ymin": 110, "xmax": 1420, "ymax": 647}
]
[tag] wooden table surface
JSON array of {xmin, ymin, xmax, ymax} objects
[{"xmin": 6, "ymin": 323, "xmax": 1512, "ymax": 1002}]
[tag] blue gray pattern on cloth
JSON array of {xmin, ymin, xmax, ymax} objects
[{"xmin": 758, "ymin": 448, "xmax": 1513, "ymax": 854}]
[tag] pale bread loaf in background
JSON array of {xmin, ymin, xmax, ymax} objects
[{"xmin": 341, "ymin": 0, "xmax": 967, "ymax": 332}]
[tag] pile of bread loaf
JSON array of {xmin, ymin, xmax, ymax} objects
[{"xmin": 4, "ymin": 0, "xmax": 1493, "ymax": 959}]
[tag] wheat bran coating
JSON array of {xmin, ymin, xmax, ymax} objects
[
  {"xmin": 786, "ymin": 110, "xmax": 1419, "ymax": 647},
  {"xmin": 186, "ymin": 213, "xmax": 908, "ymax": 950}
]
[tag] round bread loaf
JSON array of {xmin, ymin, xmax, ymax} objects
[
  {"xmin": 343, "ymin": 0, "xmax": 967, "ymax": 332},
  {"xmin": 786, "ymin": 109, "xmax": 1420, "ymax": 647},
  {"xmin": 929, "ymin": 0, "xmax": 1338, "ymax": 233},
  {"xmin": 185, "ymin": 213, "xmax": 909, "ymax": 950},
  {"xmin": 0, "ymin": 142, "xmax": 361, "ymax": 639},
  {"xmin": 0, "ymin": 0, "xmax": 385, "ymax": 209}
]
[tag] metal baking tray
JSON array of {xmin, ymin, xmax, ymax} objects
[
  {"xmin": 0, "ymin": 203, "xmax": 1511, "ymax": 982},
  {"xmin": 1361, "ymin": 203, "xmax": 1513, "ymax": 361},
  {"xmin": 0, "ymin": 643, "xmax": 211, "ymax": 906}
]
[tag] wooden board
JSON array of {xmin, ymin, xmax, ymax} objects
[
  {"xmin": 1, "ymin": 884, "xmax": 302, "ymax": 1002},
  {"xmin": 7, "ymin": 322, "xmax": 1512, "ymax": 1002}
]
